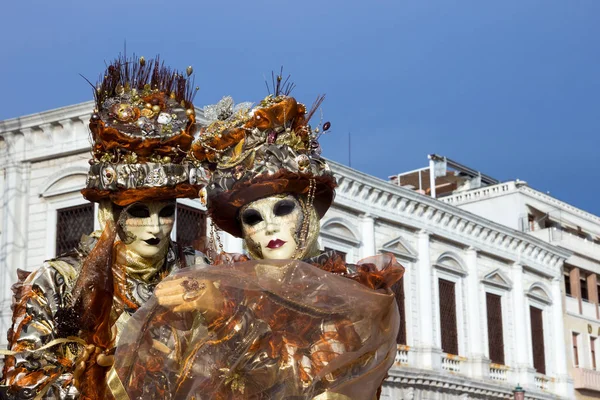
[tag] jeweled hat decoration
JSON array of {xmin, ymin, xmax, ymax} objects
[
  {"xmin": 81, "ymin": 53, "xmax": 207, "ymax": 206},
  {"xmin": 191, "ymin": 71, "xmax": 336, "ymax": 238}
]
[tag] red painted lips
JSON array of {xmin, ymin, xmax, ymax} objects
[{"xmin": 267, "ymin": 239, "xmax": 287, "ymax": 249}]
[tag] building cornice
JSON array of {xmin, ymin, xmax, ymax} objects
[
  {"xmin": 328, "ymin": 160, "xmax": 571, "ymax": 275},
  {"xmin": 0, "ymin": 101, "xmax": 96, "ymax": 133},
  {"xmin": 440, "ymin": 180, "xmax": 600, "ymax": 231},
  {"xmin": 518, "ymin": 185, "xmax": 600, "ymax": 227}
]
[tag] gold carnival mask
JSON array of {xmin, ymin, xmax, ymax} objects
[
  {"xmin": 117, "ymin": 200, "xmax": 175, "ymax": 258},
  {"xmin": 240, "ymin": 194, "xmax": 320, "ymax": 260}
]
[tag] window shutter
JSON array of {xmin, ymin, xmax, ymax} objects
[
  {"xmin": 176, "ymin": 204, "xmax": 207, "ymax": 251},
  {"xmin": 530, "ymin": 306, "xmax": 546, "ymax": 375},
  {"xmin": 391, "ymin": 277, "xmax": 406, "ymax": 345},
  {"xmin": 572, "ymin": 332, "xmax": 580, "ymax": 367},
  {"xmin": 439, "ymin": 278, "xmax": 458, "ymax": 355},
  {"xmin": 486, "ymin": 292, "xmax": 505, "ymax": 365},
  {"xmin": 56, "ymin": 204, "xmax": 94, "ymax": 256},
  {"xmin": 591, "ymin": 337, "xmax": 597, "ymax": 370}
]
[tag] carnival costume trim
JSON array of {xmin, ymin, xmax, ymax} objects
[
  {"xmin": 112, "ymin": 74, "xmax": 405, "ymax": 399},
  {"xmin": 81, "ymin": 54, "xmax": 207, "ymax": 206},
  {"xmin": 1, "ymin": 53, "xmax": 207, "ymax": 400},
  {"xmin": 191, "ymin": 81, "xmax": 336, "ymax": 238}
]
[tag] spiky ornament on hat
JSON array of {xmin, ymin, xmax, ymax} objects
[
  {"xmin": 81, "ymin": 53, "xmax": 207, "ymax": 206},
  {"xmin": 190, "ymin": 72, "xmax": 336, "ymax": 238}
]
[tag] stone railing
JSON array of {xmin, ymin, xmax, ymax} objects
[
  {"xmin": 438, "ymin": 183, "xmax": 516, "ymax": 205},
  {"xmin": 534, "ymin": 373, "xmax": 551, "ymax": 391},
  {"xmin": 530, "ymin": 227, "xmax": 600, "ymax": 262},
  {"xmin": 582, "ymin": 299, "xmax": 597, "ymax": 320},
  {"xmin": 573, "ymin": 367, "xmax": 600, "ymax": 391},
  {"xmin": 566, "ymin": 295, "xmax": 580, "ymax": 315},
  {"xmin": 395, "ymin": 345, "xmax": 409, "ymax": 365},
  {"xmin": 555, "ymin": 230, "xmax": 600, "ymax": 261},
  {"xmin": 566, "ymin": 294, "xmax": 600, "ymax": 320},
  {"xmin": 489, "ymin": 363, "xmax": 509, "ymax": 382},
  {"xmin": 441, "ymin": 354, "xmax": 465, "ymax": 373}
]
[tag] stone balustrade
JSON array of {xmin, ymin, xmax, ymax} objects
[{"xmin": 572, "ymin": 367, "xmax": 600, "ymax": 391}]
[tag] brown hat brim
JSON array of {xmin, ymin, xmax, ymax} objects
[
  {"xmin": 208, "ymin": 170, "xmax": 336, "ymax": 238},
  {"xmin": 81, "ymin": 184, "xmax": 202, "ymax": 206}
]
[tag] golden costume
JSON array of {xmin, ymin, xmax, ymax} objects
[
  {"xmin": 0, "ymin": 54, "xmax": 206, "ymax": 399},
  {"xmin": 113, "ymin": 80, "xmax": 404, "ymax": 399}
]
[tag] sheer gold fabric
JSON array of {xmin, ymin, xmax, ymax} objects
[{"xmin": 114, "ymin": 254, "xmax": 402, "ymax": 399}]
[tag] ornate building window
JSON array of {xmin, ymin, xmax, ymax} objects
[
  {"xmin": 320, "ymin": 218, "xmax": 360, "ymax": 263},
  {"xmin": 530, "ymin": 306, "xmax": 546, "ymax": 375},
  {"xmin": 433, "ymin": 252, "xmax": 466, "ymax": 356},
  {"xmin": 526, "ymin": 283, "xmax": 552, "ymax": 376},
  {"xmin": 439, "ymin": 278, "xmax": 459, "ymax": 355},
  {"xmin": 176, "ymin": 203, "xmax": 206, "ymax": 251},
  {"xmin": 55, "ymin": 204, "xmax": 94, "ymax": 256},
  {"xmin": 380, "ymin": 236, "xmax": 416, "ymax": 347},
  {"xmin": 486, "ymin": 292, "xmax": 505, "ymax": 365},
  {"xmin": 481, "ymin": 269, "xmax": 512, "ymax": 367}
]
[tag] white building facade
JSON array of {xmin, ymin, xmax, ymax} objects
[
  {"xmin": 440, "ymin": 179, "xmax": 600, "ymax": 399},
  {"xmin": 1, "ymin": 104, "xmax": 575, "ymax": 399}
]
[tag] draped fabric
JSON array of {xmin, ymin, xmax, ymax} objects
[{"xmin": 113, "ymin": 253, "xmax": 403, "ymax": 400}]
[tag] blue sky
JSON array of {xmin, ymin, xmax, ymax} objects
[{"xmin": 2, "ymin": 0, "xmax": 599, "ymax": 215}]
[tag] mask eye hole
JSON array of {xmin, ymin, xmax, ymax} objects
[
  {"xmin": 273, "ymin": 199, "xmax": 295, "ymax": 217},
  {"xmin": 127, "ymin": 204, "xmax": 150, "ymax": 218},
  {"xmin": 159, "ymin": 204, "xmax": 175, "ymax": 218},
  {"xmin": 241, "ymin": 209, "xmax": 263, "ymax": 226}
]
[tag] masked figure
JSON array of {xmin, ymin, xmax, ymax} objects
[
  {"xmin": 113, "ymin": 85, "xmax": 403, "ymax": 399},
  {"xmin": 0, "ymin": 54, "xmax": 207, "ymax": 399}
]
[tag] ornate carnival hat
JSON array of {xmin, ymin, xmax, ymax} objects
[
  {"xmin": 191, "ymin": 73, "xmax": 336, "ymax": 238},
  {"xmin": 81, "ymin": 53, "xmax": 207, "ymax": 206}
]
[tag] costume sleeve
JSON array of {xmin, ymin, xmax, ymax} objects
[{"xmin": 1, "ymin": 262, "xmax": 82, "ymax": 400}]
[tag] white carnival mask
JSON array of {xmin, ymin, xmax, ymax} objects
[
  {"xmin": 119, "ymin": 201, "xmax": 175, "ymax": 258},
  {"xmin": 240, "ymin": 195, "xmax": 302, "ymax": 260}
]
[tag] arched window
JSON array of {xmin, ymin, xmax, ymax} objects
[
  {"xmin": 433, "ymin": 252, "xmax": 467, "ymax": 356},
  {"xmin": 41, "ymin": 167, "xmax": 94, "ymax": 258},
  {"xmin": 526, "ymin": 283, "xmax": 552, "ymax": 376},
  {"xmin": 481, "ymin": 269, "xmax": 512, "ymax": 366},
  {"xmin": 320, "ymin": 218, "xmax": 360, "ymax": 263},
  {"xmin": 380, "ymin": 236, "xmax": 417, "ymax": 346}
]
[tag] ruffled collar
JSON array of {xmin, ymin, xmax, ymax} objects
[{"xmin": 114, "ymin": 242, "xmax": 168, "ymax": 283}]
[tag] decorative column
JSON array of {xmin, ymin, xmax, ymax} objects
[
  {"xmin": 551, "ymin": 275, "xmax": 573, "ymax": 397},
  {"xmin": 0, "ymin": 132, "xmax": 29, "ymax": 347},
  {"xmin": 465, "ymin": 247, "xmax": 487, "ymax": 378},
  {"xmin": 511, "ymin": 263, "xmax": 535, "ymax": 388},
  {"xmin": 359, "ymin": 213, "xmax": 375, "ymax": 259},
  {"xmin": 414, "ymin": 230, "xmax": 440, "ymax": 370}
]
